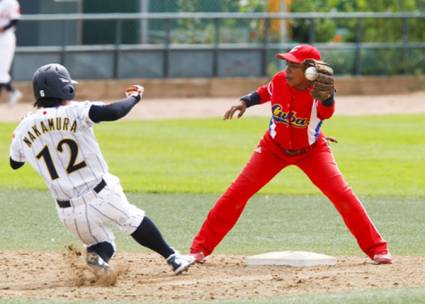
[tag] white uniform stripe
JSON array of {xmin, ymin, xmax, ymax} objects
[
  {"xmin": 83, "ymin": 196, "xmax": 98, "ymax": 243},
  {"xmin": 71, "ymin": 148, "xmax": 92, "ymax": 196},
  {"xmin": 48, "ymin": 184, "xmax": 62, "ymax": 200},
  {"xmin": 61, "ymin": 216, "xmax": 71, "ymax": 233},
  {"xmin": 51, "ymin": 122, "xmax": 79, "ymax": 199},
  {"xmin": 107, "ymin": 202, "xmax": 130, "ymax": 219},
  {"xmin": 267, "ymin": 81, "xmax": 273, "ymax": 95},
  {"xmin": 45, "ymin": 126, "xmax": 73, "ymax": 199},
  {"xmin": 269, "ymin": 118, "xmax": 277, "ymax": 139},
  {"xmin": 89, "ymin": 204, "xmax": 122, "ymax": 226},
  {"xmin": 73, "ymin": 218, "xmax": 84, "ymax": 243},
  {"xmin": 29, "ymin": 140, "xmax": 60, "ymax": 197},
  {"xmin": 39, "ymin": 128, "xmax": 72, "ymax": 198},
  {"xmin": 56, "ymin": 108, "xmax": 92, "ymax": 196},
  {"xmin": 78, "ymin": 135, "xmax": 102, "ymax": 174},
  {"xmin": 100, "ymin": 225, "xmax": 112, "ymax": 241},
  {"xmin": 77, "ymin": 131, "xmax": 106, "ymax": 173},
  {"xmin": 69, "ymin": 131, "xmax": 98, "ymax": 184},
  {"xmin": 307, "ymin": 99, "xmax": 322, "ymax": 145},
  {"xmin": 112, "ymin": 190, "xmax": 123, "ymax": 200}
]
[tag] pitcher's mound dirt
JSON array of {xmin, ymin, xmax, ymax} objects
[{"xmin": 0, "ymin": 250, "xmax": 424, "ymax": 302}]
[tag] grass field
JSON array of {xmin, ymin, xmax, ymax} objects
[
  {"xmin": 1, "ymin": 190, "xmax": 424, "ymax": 256},
  {"xmin": 1, "ymin": 115, "xmax": 424, "ymax": 195},
  {"xmin": 1, "ymin": 114, "xmax": 424, "ymax": 303},
  {"xmin": 1, "ymin": 288, "xmax": 425, "ymax": 304}
]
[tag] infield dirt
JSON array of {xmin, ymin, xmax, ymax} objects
[
  {"xmin": 0, "ymin": 249, "xmax": 424, "ymax": 302},
  {"xmin": 1, "ymin": 91, "xmax": 425, "ymax": 122}
]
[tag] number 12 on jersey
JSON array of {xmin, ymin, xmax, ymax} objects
[{"xmin": 36, "ymin": 139, "xmax": 87, "ymax": 180}]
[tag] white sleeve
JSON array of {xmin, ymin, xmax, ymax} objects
[
  {"xmin": 8, "ymin": 0, "xmax": 21, "ymax": 20},
  {"xmin": 73, "ymin": 101, "xmax": 105, "ymax": 128},
  {"xmin": 9, "ymin": 130, "xmax": 25, "ymax": 162},
  {"xmin": 267, "ymin": 81, "xmax": 273, "ymax": 95}
]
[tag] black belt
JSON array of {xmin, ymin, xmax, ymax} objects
[{"xmin": 56, "ymin": 179, "xmax": 107, "ymax": 208}]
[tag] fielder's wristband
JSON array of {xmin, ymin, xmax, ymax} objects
[
  {"xmin": 321, "ymin": 95, "xmax": 334, "ymax": 107},
  {"xmin": 240, "ymin": 91, "xmax": 261, "ymax": 107},
  {"xmin": 321, "ymin": 90, "xmax": 336, "ymax": 107}
]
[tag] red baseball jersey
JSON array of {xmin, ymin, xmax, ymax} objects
[{"xmin": 256, "ymin": 71, "xmax": 335, "ymax": 150}]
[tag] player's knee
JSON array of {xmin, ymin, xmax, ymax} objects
[
  {"xmin": 87, "ymin": 241, "xmax": 115, "ymax": 263},
  {"xmin": 226, "ymin": 181, "xmax": 257, "ymax": 201},
  {"xmin": 327, "ymin": 186, "xmax": 359, "ymax": 212},
  {"xmin": 325, "ymin": 184, "xmax": 353, "ymax": 201}
]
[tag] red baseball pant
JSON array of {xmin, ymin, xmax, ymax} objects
[{"xmin": 191, "ymin": 134, "xmax": 388, "ymax": 258}]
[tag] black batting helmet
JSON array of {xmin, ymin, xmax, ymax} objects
[{"xmin": 32, "ymin": 63, "xmax": 78, "ymax": 101}]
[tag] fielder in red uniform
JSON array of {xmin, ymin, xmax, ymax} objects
[{"xmin": 190, "ymin": 44, "xmax": 392, "ymax": 265}]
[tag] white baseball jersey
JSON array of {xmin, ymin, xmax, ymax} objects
[
  {"xmin": 10, "ymin": 101, "xmax": 108, "ymax": 200},
  {"xmin": 10, "ymin": 101, "xmax": 145, "ymax": 248},
  {"xmin": 0, "ymin": 0, "xmax": 20, "ymax": 83},
  {"xmin": 0, "ymin": 0, "xmax": 20, "ymax": 29}
]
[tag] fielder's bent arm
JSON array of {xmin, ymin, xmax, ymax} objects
[{"xmin": 317, "ymin": 95, "xmax": 335, "ymax": 120}]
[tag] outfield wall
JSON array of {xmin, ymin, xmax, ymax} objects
[{"xmin": 11, "ymin": 75, "xmax": 425, "ymax": 102}]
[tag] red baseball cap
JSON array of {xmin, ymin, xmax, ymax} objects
[{"xmin": 276, "ymin": 44, "xmax": 321, "ymax": 63}]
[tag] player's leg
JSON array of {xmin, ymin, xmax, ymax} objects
[
  {"xmin": 130, "ymin": 216, "xmax": 195, "ymax": 274},
  {"xmin": 191, "ymin": 140, "xmax": 288, "ymax": 259},
  {"xmin": 57, "ymin": 205, "xmax": 116, "ymax": 273},
  {"xmin": 0, "ymin": 48, "xmax": 12, "ymax": 86},
  {"xmin": 130, "ymin": 216, "xmax": 174, "ymax": 258},
  {"xmin": 6, "ymin": 81, "xmax": 22, "ymax": 105},
  {"xmin": 86, "ymin": 241, "xmax": 115, "ymax": 272},
  {"xmin": 297, "ymin": 138, "xmax": 390, "ymax": 262},
  {"xmin": 91, "ymin": 174, "xmax": 195, "ymax": 274},
  {"xmin": 0, "ymin": 32, "xmax": 21, "ymax": 104}
]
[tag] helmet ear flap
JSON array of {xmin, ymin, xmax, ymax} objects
[{"xmin": 64, "ymin": 84, "xmax": 75, "ymax": 100}]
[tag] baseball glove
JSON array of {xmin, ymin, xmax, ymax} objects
[{"xmin": 303, "ymin": 59, "xmax": 335, "ymax": 101}]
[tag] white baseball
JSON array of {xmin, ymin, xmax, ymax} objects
[{"xmin": 305, "ymin": 66, "xmax": 318, "ymax": 81}]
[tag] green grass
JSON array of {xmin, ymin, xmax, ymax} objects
[
  {"xmin": 1, "ymin": 288, "xmax": 425, "ymax": 304},
  {"xmin": 1, "ymin": 115, "xmax": 424, "ymax": 196},
  {"xmin": 1, "ymin": 190, "xmax": 423, "ymax": 255}
]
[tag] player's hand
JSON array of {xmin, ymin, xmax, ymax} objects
[
  {"xmin": 224, "ymin": 100, "xmax": 247, "ymax": 120},
  {"xmin": 125, "ymin": 85, "xmax": 144, "ymax": 102}
]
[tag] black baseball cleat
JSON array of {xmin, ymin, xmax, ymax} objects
[{"xmin": 166, "ymin": 252, "xmax": 196, "ymax": 274}]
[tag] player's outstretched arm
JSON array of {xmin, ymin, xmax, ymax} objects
[
  {"xmin": 223, "ymin": 90, "xmax": 263, "ymax": 120},
  {"xmin": 10, "ymin": 158, "xmax": 24, "ymax": 170},
  {"xmin": 89, "ymin": 85, "xmax": 144, "ymax": 123},
  {"xmin": 224, "ymin": 100, "xmax": 247, "ymax": 120}
]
